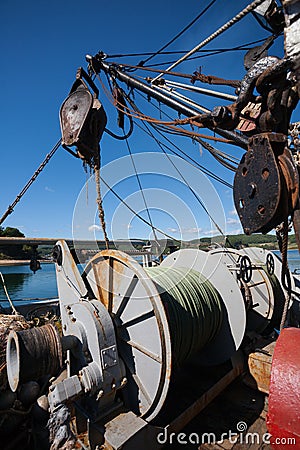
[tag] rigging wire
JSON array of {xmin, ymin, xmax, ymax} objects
[
  {"xmin": 0, "ymin": 272, "xmax": 19, "ymax": 315},
  {"xmin": 145, "ymin": 128, "xmax": 228, "ymax": 237},
  {"xmin": 0, "ymin": 139, "xmax": 62, "ymax": 226},
  {"xmin": 134, "ymin": 89, "xmax": 240, "ymax": 168},
  {"xmin": 121, "ymin": 89, "xmax": 231, "ymax": 237},
  {"xmin": 104, "ymin": 76, "xmax": 236, "ymax": 184},
  {"xmin": 99, "ymin": 175, "xmax": 177, "ymax": 241},
  {"xmin": 140, "ymin": 42, "xmax": 273, "ymax": 68},
  {"xmin": 92, "ymin": 64, "xmax": 241, "ymax": 240},
  {"xmin": 103, "ymin": 75, "xmax": 230, "ymax": 238},
  {"xmin": 105, "ymin": 37, "xmax": 269, "ymax": 59},
  {"xmin": 124, "ymin": 133, "xmax": 159, "ymax": 242},
  {"xmin": 137, "ymin": 0, "xmax": 218, "ymax": 67},
  {"xmin": 151, "ymin": 0, "xmax": 268, "ymax": 83},
  {"xmin": 94, "ymin": 70, "xmax": 236, "ymax": 146},
  {"xmin": 134, "ymin": 119, "xmax": 234, "ymax": 187},
  {"xmin": 97, "ymin": 60, "xmax": 249, "ymax": 148}
]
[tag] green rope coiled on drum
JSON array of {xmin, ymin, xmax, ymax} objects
[{"xmin": 144, "ymin": 266, "xmax": 223, "ymax": 366}]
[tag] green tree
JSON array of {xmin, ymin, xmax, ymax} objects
[
  {"xmin": 2, "ymin": 227, "xmax": 24, "ymax": 238},
  {"xmin": 0, "ymin": 227, "xmax": 25, "ymax": 258}
]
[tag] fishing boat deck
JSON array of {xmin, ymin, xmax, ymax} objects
[{"xmin": 164, "ymin": 376, "xmax": 269, "ymax": 450}]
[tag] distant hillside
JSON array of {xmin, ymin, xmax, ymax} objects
[{"xmin": 189, "ymin": 233, "xmax": 297, "ymax": 250}]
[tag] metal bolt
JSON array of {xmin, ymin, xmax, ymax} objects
[
  {"xmin": 96, "ymin": 390, "xmax": 104, "ymax": 401},
  {"xmin": 121, "ymin": 377, "xmax": 127, "ymax": 387}
]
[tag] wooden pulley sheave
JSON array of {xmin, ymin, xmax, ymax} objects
[
  {"xmin": 59, "ymin": 67, "xmax": 107, "ymax": 166},
  {"xmin": 233, "ymin": 132, "xmax": 300, "ymax": 251}
]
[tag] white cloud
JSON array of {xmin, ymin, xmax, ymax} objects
[
  {"xmin": 226, "ymin": 217, "xmax": 240, "ymax": 225},
  {"xmin": 182, "ymin": 227, "xmax": 203, "ymax": 234},
  {"xmin": 229, "ymin": 209, "xmax": 238, "ymax": 216},
  {"xmin": 226, "ymin": 227, "xmax": 243, "ymax": 235},
  {"xmin": 45, "ymin": 186, "xmax": 54, "ymax": 193},
  {"xmin": 88, "ymin": 224, "xmax": 101, "ymax": 232},
  {"xmin": 167, "ymin": 227, "xmax": 178, "ymax": 233},
  {"xmin": 202, "ymin": 229, "xmax": 218, "ymax": 236}
]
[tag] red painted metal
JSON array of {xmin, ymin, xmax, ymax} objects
[{"xmin": 267, "ymin": 327, "xmax": 300, "ymax": 448}]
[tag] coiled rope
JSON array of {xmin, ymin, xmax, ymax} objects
[{"xmin": 144, "ymin": 266, "xmax": 223, "ymax": 366}]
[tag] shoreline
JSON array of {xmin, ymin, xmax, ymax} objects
[{"xmin": 0, "ymin": 260, "xmax": 53, "ymax": 266}]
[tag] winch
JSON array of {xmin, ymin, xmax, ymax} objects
[{"xmin": 5, "ymin": 240, "xmax": 298, "ymax": 449}]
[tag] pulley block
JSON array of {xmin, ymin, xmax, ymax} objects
[
  {"xmin": 234, "ymin": 132, "xmax": 299, "ymax": 236},
  {"xmin": 60, "ymin": 67, "xmax": 107, "ymax": 165}
]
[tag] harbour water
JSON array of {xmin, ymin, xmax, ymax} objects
[
  {"xmin": 0, "ymin": 249, "xmax": 300, "ymax": 309},
  {"xmin": 0, "ymin": 263, "xmax": 58, "ymax": 308}
]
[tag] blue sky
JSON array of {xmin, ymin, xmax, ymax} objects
[{"xmin": 0, "ymin": 1, "xmax": 295, "ymax": 242}]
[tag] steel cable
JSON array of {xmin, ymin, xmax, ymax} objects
[
  {"xmin": 137, "ymin": 0, "xmax": 218, "ymax": 67},
  {"xmin": 0, "ymin": 139, "xmax": 61, "ymax": 226},
  {"xmin": 145, "ymin": 266, "xmax": 223, "ymax": 366},
  {"xmin": 152, "ymin": 0, "xmax": 267, "ymax": 82}
]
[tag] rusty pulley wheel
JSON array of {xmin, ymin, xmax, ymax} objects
[
  {"xmin": 234, "ymin": 133, "xmax": 299, "ymax": 236},
  {"xmin": 234, "ymin": 133, "xmax": 282, "ymax": 234}
]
